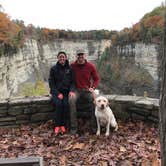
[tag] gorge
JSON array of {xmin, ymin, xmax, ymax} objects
[{"xmin": 0, "ymin": 39, "xmax": 160, "ymax": 99}]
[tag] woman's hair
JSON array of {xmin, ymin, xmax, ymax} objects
[{"xmin": 57, "ymin": 51, "xmax": 67, "ymax": 57}]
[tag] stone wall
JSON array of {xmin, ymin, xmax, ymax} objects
[{"xmin": 0, "ymin": 95, "xmax": 159, "ymax": 127}]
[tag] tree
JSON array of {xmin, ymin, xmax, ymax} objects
[
  {"xmin": 159, "ymin": 10, "xmax": 166, "ymax": 166},
  {"xmin": 0, "ymin": 12, "xmax": 21, "ymax": 46}
]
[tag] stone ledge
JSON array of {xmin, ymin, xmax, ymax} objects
[
  {"xmin": 0, "ymin": 156, "xmax": 43, "ymax": 166},
  {"xmin": 106, "ymin": 95, "xmax": 159, "ymax": 107},
  {"xmin": 0, "ymin": 95, "xmax": 160, "ymax": 127}
]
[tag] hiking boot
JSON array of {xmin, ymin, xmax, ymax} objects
[
  {"xmin": 54, "ymin": 127, "xmax": 60, "ymax": 135},
  {"xmin": 60, "ymin": 126, "xmax": 66, "ymax": 134}
]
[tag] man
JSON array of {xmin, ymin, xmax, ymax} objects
[
  {"xmin": 69, "ymin": 49, "xmax": 99, "ymax": 134},
  {"xmin": 48, "ymin": 51, "xmax": 75, "ymax": 135}
]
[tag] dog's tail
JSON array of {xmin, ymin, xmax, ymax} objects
[{"xmin": 94, "ymin": 89, "xmax": 100, "ymax": 96}]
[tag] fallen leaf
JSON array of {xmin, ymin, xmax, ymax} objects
[
  {"xmin": 59, "ymin": 155, "xmax": 67, "ymax": 166},
  {"xmin": 152, "ymin": 158, "xmax": 161, "ymax": 166},
  {"xmin": 98, "ymin": 160, "xmax": 108, "ymax": 166},
  {"xmin": 64, "ymin": 144, "xmax": 73, "ymax": 150},
  {"xmin": 120, "ymin": 146, "xmax": 127, "ymax": 152},
  {"xmin": 72, "ymin": 142, "xmax": 85, "ymax": 150}
]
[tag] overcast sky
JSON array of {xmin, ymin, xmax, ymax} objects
[{"xmin": 0, "ymin": 0, "xmax": 163, "ymax": 31}]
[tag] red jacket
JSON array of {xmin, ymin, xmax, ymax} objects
[{"xmin": 71, "ymin": 60, "xmax": 99, "ymax": 89}]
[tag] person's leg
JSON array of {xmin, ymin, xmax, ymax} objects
[
  {"xmin": 68, "ymin": 92, "xmax": 78, "ymax": 134},
  {"xmin": 84, "ymin": 92, "xmax": 97, "ymax": 134},
  {"xmin": 62, "ymin": 95, "xmax": 70, "ymax": 128},
  {"xmin": 90, "ymin": 101, "xmax": 97, "ymax": 133},
  {"xmin": 52, "ymin": 96, "xmax": 63, "ymax": 127}
]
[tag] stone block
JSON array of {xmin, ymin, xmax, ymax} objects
[
  {"xmin": 31, "ymin": 112, "xmax": 54, "ymax": 122},
  {"xmin": 8, "ymin": 107, "xmax": 24, "ymax": 115},
  {"xmin": 24, "ymin": 107, "xmax": 37, "ymax": 114},
  {"xmin": 0, "ymin": 100, "xmax": 8, "ymax": 107},
  {"xmin": 114, "ymin": 108, "xmax": 130, "ymax": 121},
  {"xmin": 0, "ymin": 121, "xmax": 16, "ymax": 126},
  {"xmin": 35, "ymin": 105, "xmax": 53, "ymax": 113},
  {"xmin": 147, "ymin": 116, "xmax": 159, "ymax": 123},
  {"xmin": 16, "ymin": 114, "xmax": 30, "ymax": 121},
  {"xmin": 0, "ymin": 117, "xmax": 16, "ymax": 122},
  {"xmin": 131, "ymin": 113, "xmax": 146, "ymax": 121},
  {"xmin": 16, "ymin": 120, "xmax": 30, "ymax": 124},
  {"xmin": 0, "ymin": 156, "xmax": 43, "ymax": 166},
  {"xmin": 0, "ymin": 109, "xmax": 7, "ymax": 117},
  {"xmin": 128, "ymin": 107, "xmax": 151, "ymax": 116},
  {"xmin": 151, "ymin": 109, "xmax": 159, "ymax": 118}
]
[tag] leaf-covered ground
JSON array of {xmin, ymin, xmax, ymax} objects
[{"xmin": 0, "ymin": 119, "xmax": 160, "ymax": 166}]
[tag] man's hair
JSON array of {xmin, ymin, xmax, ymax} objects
[{"xmin": 57, "ymin": 51, "xmax": 67, "ymax": 57}]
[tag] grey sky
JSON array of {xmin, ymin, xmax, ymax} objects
[{"xmin": 0, "ymin": 0, "xmax": 163, "ymax": 31}]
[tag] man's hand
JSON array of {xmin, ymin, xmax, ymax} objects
[
  {"xmin": 69, "ymin": 91, "xmax": 76, "ymax": 98},
  {"xmin": 89, "ymin": 87, "xmax": 94, "ymax": 93},
  {"xmin": 58, "ymin": 93, "xmax": 63, "ymax": 100}
]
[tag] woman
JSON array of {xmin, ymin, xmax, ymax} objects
[{"xmin": 48, "ymin": 51, "xmax": 75, "ymax": 135}]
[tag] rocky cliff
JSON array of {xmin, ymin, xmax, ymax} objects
[
  {"xmin": 105, "ymin": 43, "xmax": 160, "ymax": 97},
  {"xmin": 0, "ymin": 39, "xmax": 111, "ymax": 99},
  {"xmin": 0, "ymin": 39, "xmax": 160, "ymax": 99},
  {"xmin": 116, "ymin": 43, "xmax": 159, "ymax": 81}
]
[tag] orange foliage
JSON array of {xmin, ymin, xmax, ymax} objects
[
  {"xmin": 42, "ymin": 28, "xmax": 59, "ymax": 40},
  {"xmin": 132, "ymin": 23, "xmax": 141, "ymax": 32},
  {"xmin": 131, "ymin": 23, "xmax": 140, "ymax": 41},
  {"xmin": 143, "ymin": 15, "xmax": 164, "ymax": 28},
  {"xmin": 0, "ymin": 12, "xmax": 21, "ymax": 45}
]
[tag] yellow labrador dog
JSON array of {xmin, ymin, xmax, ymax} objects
[{"xmin": 95, "ymin": 96, "xmax": 118, "ymax": 136}]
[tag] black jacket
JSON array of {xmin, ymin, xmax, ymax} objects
[{"xmin": 48, "ymin": 60, "xmax": 75, "ymax": 96}]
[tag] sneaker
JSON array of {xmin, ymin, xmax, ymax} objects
[
  {"xmin": 54, "ymin": 127, "xmax": 60, "ymax": 135},
  {"xmin": 60, "ymin": 126, "xmax": 66, "ymax": 134}
]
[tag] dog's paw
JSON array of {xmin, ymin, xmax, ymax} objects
[
  {"xmin": 105, "ymin": 132, "xmax": 109, "ymax": 137},
  {"xmin": 96, "ymin": 131, "xmax": 100, "ymax": 136},
  {"xmin": 114, "ymin": 125, "xmax": 118, "ymax": 131}
]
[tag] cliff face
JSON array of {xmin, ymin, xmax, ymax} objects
[
  {"xmin": 0, "ymin": 39, "xmax": 160, "ymax": 99},
  {"xmin": 103, "ymin": 43, "xmax": 160, "ymax": 97},
  {"xmin": 0, "ymin": 39, "xmax": 111, "ymax": 99},
  {"xmin": 116, "ymin": 43, "xmax": 159, "ymax": 81}
]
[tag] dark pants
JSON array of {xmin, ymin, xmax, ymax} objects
[
  {"xmin": 69, "ymin": 89, "xmax": 96, "ymax": 133},
  {"xmin": 52, "ymin": 93, "xmax": 69, "ymax": 127}
]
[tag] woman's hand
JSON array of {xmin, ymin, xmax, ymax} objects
[{"xmin": 58, "ymin": 93, "xmax": 63, "ymax": 100}]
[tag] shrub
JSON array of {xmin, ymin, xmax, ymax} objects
[{"xmin": 20, "ymin": 80, "xmax": 49, "ymax": 97}]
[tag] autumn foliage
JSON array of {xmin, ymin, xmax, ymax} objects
[
  {"xmin": 0, "ymin": 12, "xmax": 22, "ymax": 46},
  {"xmin": 111, "ymin": 5, "xmax": 165, "ymax": 45}
]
